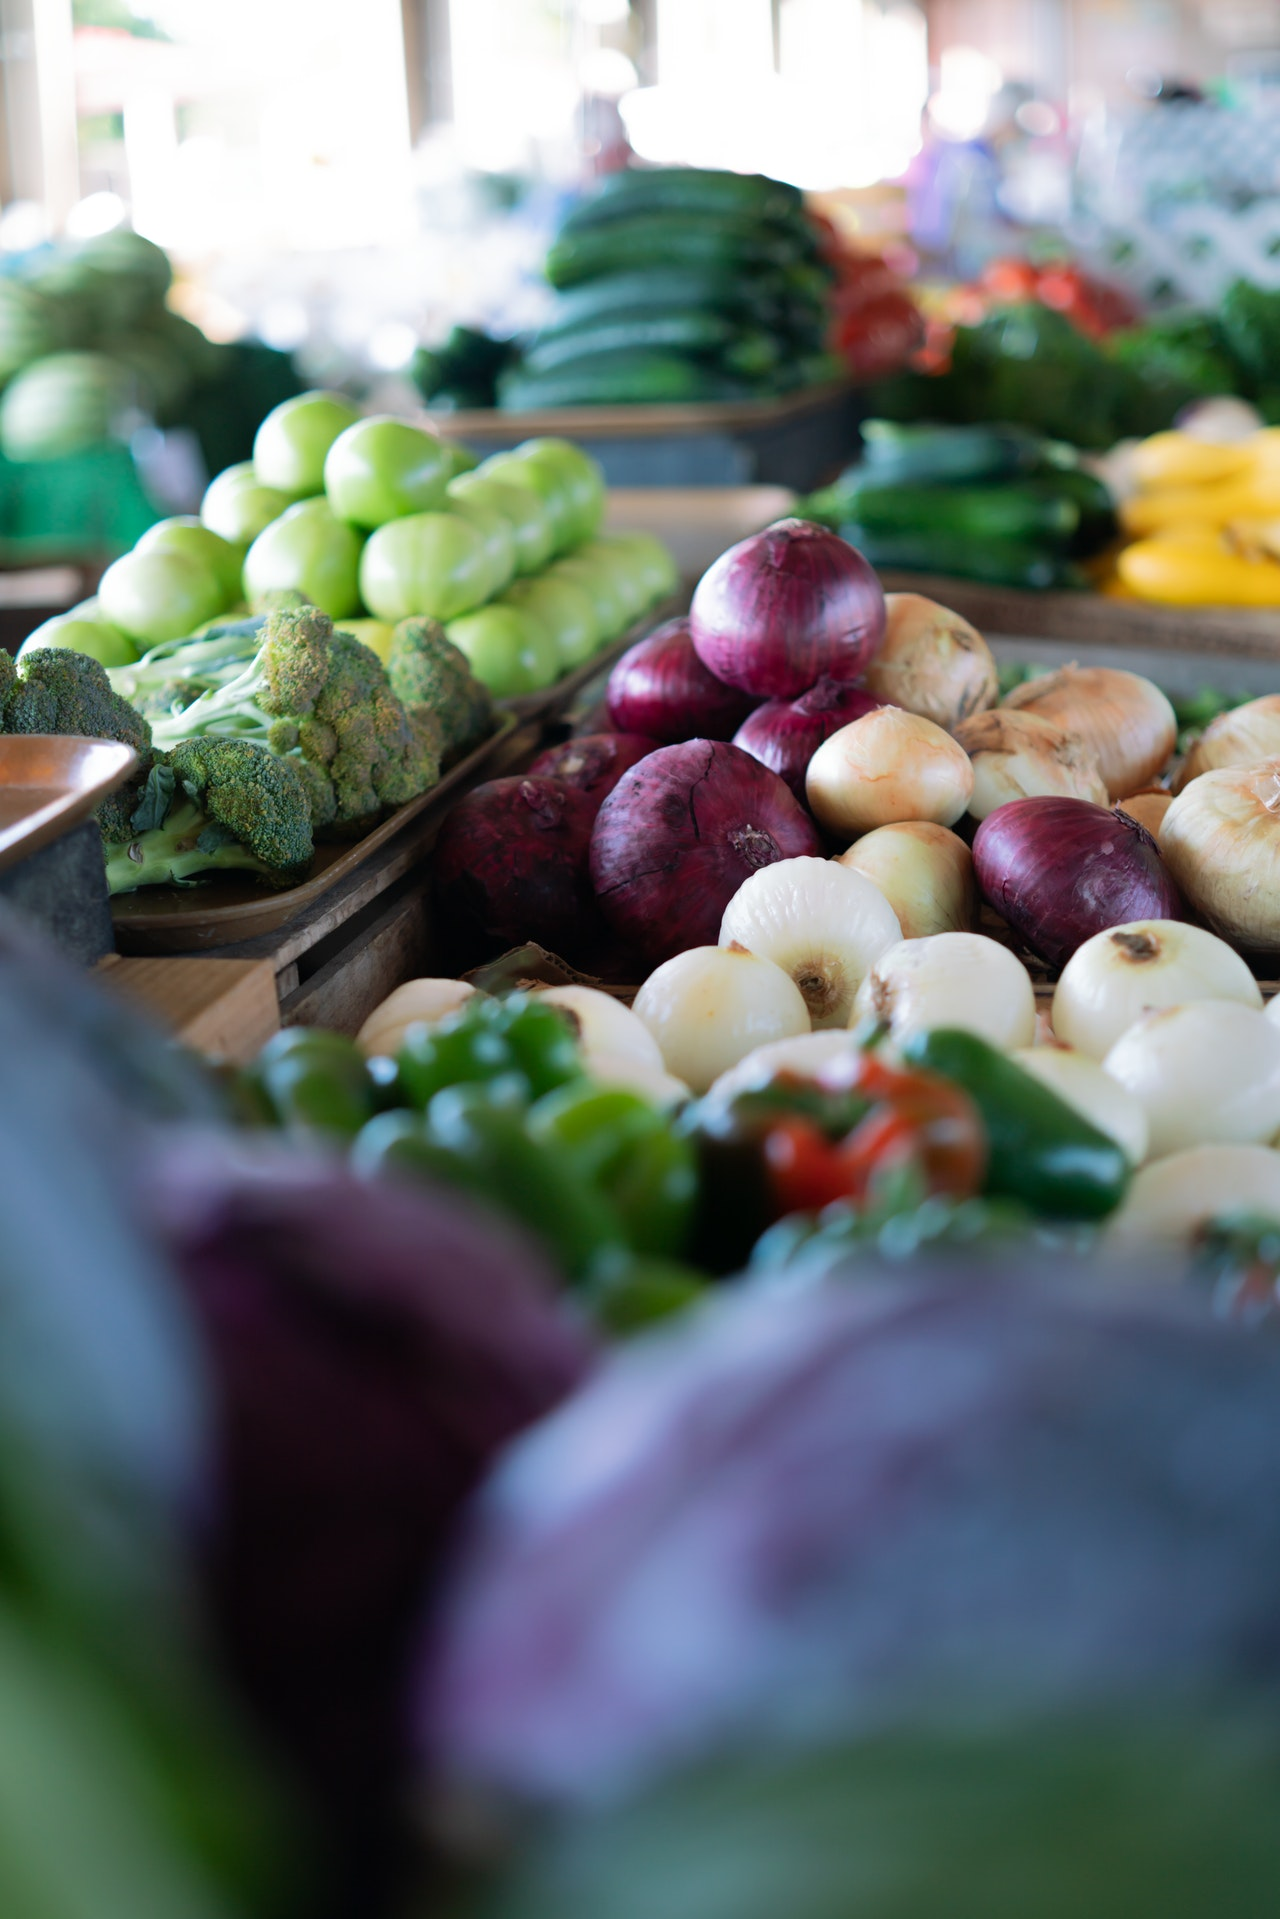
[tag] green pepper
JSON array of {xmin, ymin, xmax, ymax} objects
[
  {"xmin": 528, "ymin": 1083, "xmax": 698, "ymax": 1259},
  {"xmin": 900, "ymin": 1028, "xmax": 1130, "ymax": 1221},
  {"xmin": 394, "ymin": 992, "xmax": 584, "ymax": 1109},
  {"xmin": 249, "ymin": 1028, "xmax": 378, "ymax": 1138},
  {"xmin": 583, "ymin": 1255, "xmax": 707, "ymax": 1334},
  {"xmin": 494, "ymin": 997, "xmax": 585, "ymax": 1099}
]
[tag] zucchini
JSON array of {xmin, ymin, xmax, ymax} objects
[
  {"xmin": 837, "ymin": 478, "xmax": 1079, "ymax": 544},
  {"xmin": 537, "ymin": 269, "xmax": 786, "ymax": 338},
  {"xmin": 546, "ymin": 215, "xmax": 804, "ymax": 290},
  {"xmin": 524, "ymin": 311, "xmax": 746, "ymax": 375},
  {"xmin": 499, "ymin": 351, "xmax": 754, "ymax": 410},
  {"xmin": 560, "ymin": 167, "xmax": 802, "ymax": 234},
  {"xmin": 860, "ymin": 420, "xmax": 1043, "ymax": 485},
  {"xmin": 841, "ymin": 525, "xmax": 1090, "ymax": 591}
]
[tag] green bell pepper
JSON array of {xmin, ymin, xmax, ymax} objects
[
  {"xmin": 248, "ymin": 1028, "xmax": 378, "ymax": 1138},
  {"xmin": 394, "ymin": 992, "xmax": 584, "ymax": 1109},
  {"xmin": 528, "ymin": 1083, "xmax": 698, "ymax": 1260}
]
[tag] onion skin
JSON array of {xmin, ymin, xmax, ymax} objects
[
  {"xmin": 1174, "ymin": 695, "xmax": 1280, "ymax": 793},
  {"xmin": 689, "ymin": 518, "xmax": 885, "ymax": 699},
  {"xmin": 732, "ymin": 678, "xmax": 887, "ymax": 800},
  {"xmin": 590, "ymin": 740, "xmax": 820, "ymax": 967},
  {"xmin": 606, "ymin": 619, "xmax": 757, "ymax": 744},
  {"xmin": 1002, "ymin": 665, "xmax": 1176, "ymax": 800},
  {"xmin": 863, "ymin": 593, "xmax": 997, "ymax": 730},
  {"xmin": 974, "ymin": 797, "xmax": 1183, "ymax": 973},
  {"xmin": 1115, "ymin": 789, "xmax": 1172, "ymax": 838},
  {"xmin": 527, "ymin": 732, "xmax": 660, "ymax": 808},
  {"xmin": 1160, "ymin": 761, "xmax": 1280, "ymax": 950},
  {"xmin": 434, "ymin": 776, "xmax": 603, "ymax": 965},
  {"xmin": 806, "ymin": 708, "xmax": 973, "ymax": 836},
  {"xmin": 954, "ymin": 708, "xmax": 1108, "ymax": 820}
]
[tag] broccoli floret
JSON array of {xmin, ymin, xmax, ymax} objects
[
  {"xmin": 151, "ymin": 604, "xmax": 440, "ymax": 830},
  {"xmin": 1, "ymin": 646, "xmax": 156, "ymax": 842},
  {"xmin": 387, "ymin": 617, "xmax": 494, "ymax": 766},
  {"xmin": 103, "ymin": 738, "xmax": 314, "ymax": 894},
  {"xmin": 0, "ymin": 649, "xmax": 14, "ymax": 707}
]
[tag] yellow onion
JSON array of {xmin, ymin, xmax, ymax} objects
[
  {"xmin": 806, "ymin": 708, "xmax": 973, "ymax": 837},
  {"xmin": 356, "ymin": 978, "xmax": 479, "ymax": 1058},
  {"xmin": 836, "ymin": 820, "xmax": 976, "ymax": 939},
  {"xmin": 1116, "ymin": 789, "xmax": 1172, "ymax": 837},
  {"xmin": 1173, "ymin": 695, "xmax": 1280, "ymax": 792},
  {"xmin": 852, "ymin": 931, "xmax": 1037, "ymax": 1052},
  {"xmin": 1106, "ymin": 1143, "xmax": 1280, "ymax": 1251},
  {"xmin": 1159, "ymin": 761, "xmax": 1280, "ymax": 949},
  {"xmin": 1003, "ymin": 664, "xmax": 1176, "ymax": 799},
  {"xmin": 860, "ymin": 592, "xmax": 997, "ymax": 731},
  {"xmin": 953, "ymin": 709, "xmax": 1108, "ymax": 820},
  {"xmin": 1011, "ymin": 1045, "xmax": 1149, "ymax": 1165},
  {"xmin": 632, "ymin": 944, "xmax": 810, "ymax": 1095}
]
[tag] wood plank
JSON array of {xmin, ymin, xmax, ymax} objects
[
  {"xmin": 435, "ymin": 381, "xmax": 853, "ymax": 442},
  {"xmin": 98, "ymin": 955, "xmax": 280, "ymax": 1062},
  {"xmin": 279, "ymin": 882, "xmax": 433, "ymax": 1036}
]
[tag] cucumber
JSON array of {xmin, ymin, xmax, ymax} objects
[
  {"xmin": 524, "ymin": 311, "xmax": 747, "ymax": 376},
  {"xmin": 560, "ymin": 167, "xmax": 802, "ymax": 234},
  {"xmin": 836, "ymin": 478, "xmax": 1079, "ymax": 544},
  {"xmin": 860, "ymin": 421, "xmax": 1044, "ymax": 485},
  {"xmin": 546, "ymin": 215, "xmax": 804, "ymax": 290},
  {"xmin": 536, "ymin": 269, "xmax": 795, "ymax": 341},
  {"xmin": 843, "ymin": 525, "xmax": 1090, "ymax": 591},
  {"xmin": 499, "ymin": 351, "xmax": 753, "ymax": 410}
]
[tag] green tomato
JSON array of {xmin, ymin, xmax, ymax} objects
[
  {"xmin": 445, "ymin": 604, "xmax": 559, "ymax": 697},
  {"xmin": 547, "ymin": 554, "xmax": 632, "ymax": 645},
  {"xmin": 514, "ymin": 437, "xmax": 606, "ymax": 545},
  {"xmin": 442, "ymin": 440, "xmax": 480, "ymax": 479},
  {"xmin": 479, "ymin": 451, "xmax": 577, "ymax": 556},
  {"xmin": 574, "ymin": 537, "xmax": 653, "ymax": 623},
  {"xmin": 200, "ymin": 461, "xmax": 291, "ymax": 546},
  {"xmin": 322, "ymin": 415, "xmax": 452, "ymax": 529},
  {"xmin": 498, "ymin": 574, "xmax": 600, "ymax": 670},
  {"xmin": 444, "ymin": 492, "xmax": 517, "ymax": 600},
  {"xmin": 595, "ymin": 530, "xmax": 679, "ymax": 603},
  {"xmin": 17, "ymin": 614, "xmax": 138, "ymax": 667},
  {"xmin": 252, "ymin": 390, "xmax": 361, "ymax": 499},
  {"xmin": 98, "ymin": 546, "xmax": 225, "ymax": 647},
  {"xmin": 359, "ymin": 510, "xmax": 493, "ymax": 623},
  {"xmin": 447, "ymin": 472, "xmax": 556, "ymax": 576},
  {"xmin": 243, "ymin": 498, "xmax": 364, "ymax": 620},
  {"xmin": 135, "ymin": 516, "xmax": 244, "ymax": 606},
  {"xmin": 336, "ymin": 616, "xmax": 396, "ymax": 664}
]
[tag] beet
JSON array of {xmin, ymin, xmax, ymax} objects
[
  {"xmin": 434, "ymin": 775, "xmax": 603, "ymax": 966},
  {"xmin": 527, "ymin": 733, "xmax": 660, "ymax": 811}
]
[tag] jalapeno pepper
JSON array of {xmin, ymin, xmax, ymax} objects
[
  {"xmin": 528, "ymin": 1082, "xmax": 698, "ymax": 1260},
  {"xmin": 901, "ymin": 1028, "xmax": 1131, "ymax": 1220},
  {"xmin": 248, "ymin": 1028, "xmax": 378, "ymax": 1138}
]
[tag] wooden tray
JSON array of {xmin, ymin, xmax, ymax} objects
[
  {"xmin": 439, "ymin": 382, "xmax": 855, "ymax": 444},
  {"xmin": 110, "ymin": 715, "xmax": 518, "ymax": 952}
]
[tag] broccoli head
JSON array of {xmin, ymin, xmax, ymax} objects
[
  {"xmin": 387, "ymin": 617, "xmax": 494, "ymax": 766},
  {"xmin": 0, "ymin": 649, "xmax": 15, "ymax": 707},
  {"xmin": 1, "ymin": 645, "xmax": 156, "ymax": 843},
  {"xmin": 103, "ymin": 738, "xmax": 314, "ymax": 895},
  {"xmin": 151, "ymin": 605, "xmax": 441, "ymax": 831}
]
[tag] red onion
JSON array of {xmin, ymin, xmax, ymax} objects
[
  {"xmin": 689, "ymin": 517, "xmax": 885, "ymax": 699},
  {"xmin": 973, "ymin": 796, "xmax": 1183, "ymax": 972},
  {"xmin": 606, "ymin": 618, "xmax": 758, "ymax": 744},
  {"xmin": 589, "ymin": 739, "xmax": 820, "ymax": 966},
  {"xmin": 733, "ymin": 677, "xmax": 888, "ymax": 800},
  {"xmin": 527, "ymin": 732, "xmax": 660, "ymax": 810},
  {"xmin": 434, "ymin": 776, "xmax": 603, "ymax": 964}
]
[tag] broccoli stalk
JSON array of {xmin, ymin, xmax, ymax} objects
[
  {"xmin": 104, "ymin": 738, "xmax": 314, "ymax": 894},
  {"xmin": 150, "ymin": 605, "xmax": 440, "ymax": 831},
  {"xmin": 106, "ymin": 618, "xmax": 266, "ymax": 722}
]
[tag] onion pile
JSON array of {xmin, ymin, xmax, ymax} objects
[
  {"xmin": 719, "ymin": 856, "xmax": 901, "ymax": 1029},
  {"xmin": 807, "ymin": 708, "xmax": 973, "ymax": 837},
  {"xmin": 606, "ymin": 619, "xmax": 757, "ymax": 744},
  {"xmin": 1160, "ymin": 761, "xmax": 1280, "ymax": 950},
  {"xmin": 1102, "ymin": 1000, "xmax": 1280, "ymax": 1160},
  {"xmin": 954, "ymin": 709, "xmax": 1108, "ymax": 820},
  {"xmin": 862, "ymin": 593, "xmax": 997, "ymax": 730},
  {"xmin": 733, "ymin": 678, "xmax": 886, "ymax": 800},
  {"xmin": 1052, "ymin": 920, "xmax": 1262, "ymax": 1060},
  {"xmin": 973, "ymin": 797, "xmax": 1182, "ymax": 972},
  {"xmin": 528, "ymin": 732, "xmax": 659, "ymax": 808},
  {"xmin": 590, "ymin": 740, "xmax": 820, "ymax": 967},
  {"xmin": 853, "ymin": 931, "xmax": 1037, "ymax": 1052},
  {"xmin": 632, "ymin": 944, "xmax": 810, "ymax": 1094},
  {"xmin": 1174, "ymin": 695, "xmax": 1280, "ymax": 791},
  {"xmin": 689, "ymin": 518, "xmax": 885, "ymax": 697},
  {"xmin": 837, "ymin": 821, "xmax": 976, "ymax": 940},
  {"xmin": 1002, "ymin": 665, "xmax": 1176, "ymax": 800}
]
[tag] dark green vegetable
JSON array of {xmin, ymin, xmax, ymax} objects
[
  {"xmin": 559, "ymin": 166, "xmax": 803, "ymax": 234},
  {"xmin": 545, "ymin": 212, "xmax": 805, "ymax": 291},
  {"xmin": 102, "ymin": 738, "xmax": 315, "ymax": 894},
  {"xmin": 523, "ymin": 312, "xmax": 775, "ymax": 378},
  {"xmin": 836, "ymin": 477, "xmax": 1079, "ymax": 544},
  {"xmin": 901, "ymin": 1028, "xmax": 1130, "ymax": 1220},
  {"xmin": 411, "ymin": 324, "xmax": 517, "ymax": 411},
  {"xmin": 838, "ymin": 526, "xmax": 1090, "ymax": 590},
  {"xmin": 394, "ymin": 992, "xmax": 585, "ymax": 1110},
  {"xmin": 245, "ymin": 1027, "xmax": 376, "ymax": 1137},
  {"xmin": 860, "ymin": 419, "xmax": 1043, "ymax": 485},
  {"xmin": 530, "ymin": 268, "xmax": 791, "ymax": 339},
  {"xmin": 500, "ymin": 351, "xmax": 752, "ymax": 410},
  {"xmin": 528, "ymin": 1082, "xmax": 698, "ymax": 1260}
]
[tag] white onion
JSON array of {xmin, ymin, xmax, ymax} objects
[
  {"xmin": 1003, "ymin": 664, "xmax": 1177, "ymax": 799},
  {"xmin": 719, "ymin": 856, "xmax": 901, "ymax": 1030},
  {"xmin": 1102, "ymin": 1000, "xmax": 1280, "ymax": 1159},
  {"xmin": 356, "ymin": 978, "xmax": 478, "ymax": 1058},
  {"xmin": 1052, "ymin": 919, "xmax": 1262, "ymax": 1059},
  {"xmin": 852, "ymin": 931, "xmax": 1037, "ymax": 1052},
  {"xmin": 1174, "ymin": 695, "xmax": 1280, "ymax": 791},
  {"xmin": 836, "ymin": 821, "xmax": 975, "ymax": 940},
  {"xmin": 581, "ymin": 1049, "xmax": 692, "ymax": 1109},
  {"xmin": 1011, "ymin": 1046, "xmax": 1149, "ymax": 1166},
  {"xmin": 1266, "ymin": 996, "xmax": 1280, "ymax": 1030},
  {"xmin": 632, "ymin": 944, "xmax": 810, "ymax": 1095},
  {"xmin": 706, "ymin": 1029, "xmax": 862, "ymax": 1105},
  {"xmin": 1159, "ymin": 762, "xmax": 1280, "ymax": 950},
  {"xmin": 535, "ymin": 985, "xmax": 664, "ymax": 1069},
  {"xmin": 860, "ymin": 592, "xmax": 997, "ymax": 731},
  {"xmin": 1106, "ymin": 1143, "xmax": 1280, "ymax": 1252},
  {"xmin": 805, "ymin": 708, "xmax": 974, "ymax": 837},
  {"xmin": 953, "ymin": 708, "xmax": 1108, "ymax": 819}
]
